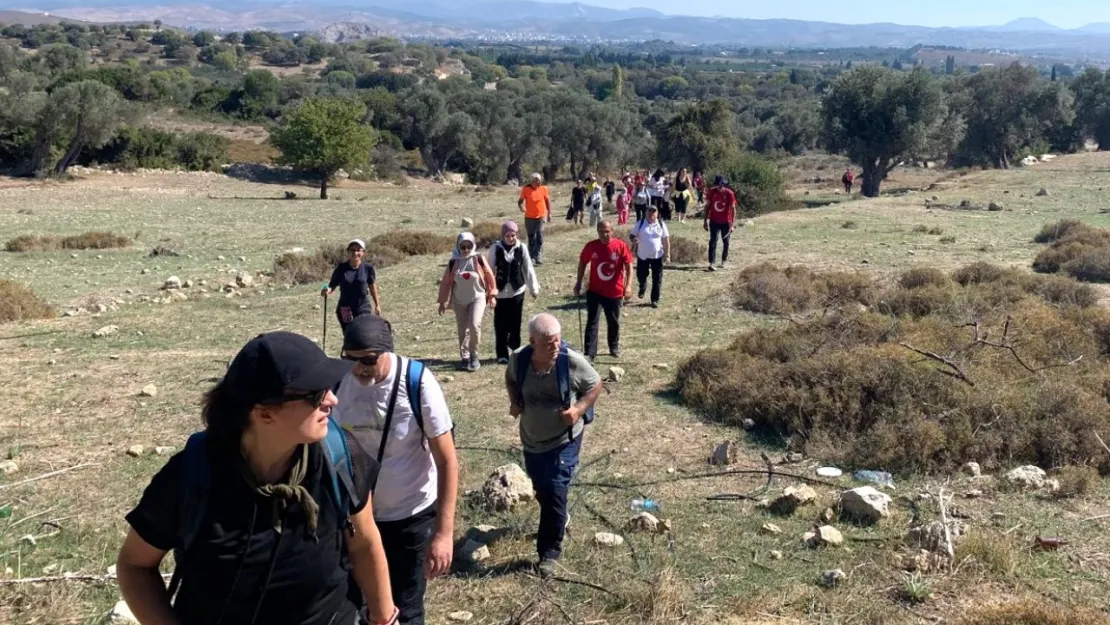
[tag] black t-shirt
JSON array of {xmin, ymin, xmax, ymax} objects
[
  {"xmin": 329, "ymin": 262, "xmax": 376, "ymax": 315},
  {"xmin": 125, "ymin": 434, "xmax": 379, "ymax": 625},
  {"xmin": 571, "ymin": 186, "xmax": 586, "ymax": 210}
]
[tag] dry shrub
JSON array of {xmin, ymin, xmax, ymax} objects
[
  {"xmin": 669, "ymin": 236, "xmax": 707, "ymax": 264},
  {"xmin": 928, "ymin": 226, "xmax": 944, "ymax": 235},
  {"xmin": 960, "ymin": 599, "xmax": 1110, "ymax": 625},
  {"xmin": 955, "ymin": 531, "xmax": 1018, "ymax": 578},
  {"xmin": 364, "ymin": 245, "xmax": 406, "ymax": 269},
  {"xmin": 1062, "ymin": 247, "xmax": 1110, "ymax": 282},
  {"xmin": 620, "ymin": 566, "xmax": 689, "ymax": 623},
  {"xmin": 470, "ymin": 221, "xmax": 507, "ymax": 248},
  {"xmin": 912, "ymin": 225, "xmax": 929, "ymax": 233},
  {"xmin": 1051, "ymin": 465, "xmax": 1099, "ymax": 498},
  {"xmin": 0, "ymin": 279, "xmax": 55, "ymax": 323},
  {"xmin": 939, "ymin": 235, "xmax": 957, "ymax": 244},
  {"xmin": 731, "ymin": 263, "xmax": 876, "ymax": 315},
  {"xmin": 1034, "ymin": 219, "xmax": 1095, "ymax": 244},
  {"xmin": 953, "ymin": 261, "xmax": 1012, "ymax": 285},
  {"xmin": 5, "ymin": 232, "xmax": 131, "ymax": 251},
  {"xmin": 1032, "ymin": 222, "xmax": 1110, "ymax": 278},
  {"xmin": 524, "ymin": 222, "xmax": 582, "ymax": 240},
  {"xmin": 678, "ymin": 299, "xmax": 1110, "ymax": 473},
  {"xmin": 370, "ymin": 230, "xmax": 455, "ymax": 256},
  {"xmin": 842, "ymin": 220, "xmax": 858, "ymax": 229},
  {"xmin": 899, "ymin": 268, "xmax": 950, "ymax": 290}
]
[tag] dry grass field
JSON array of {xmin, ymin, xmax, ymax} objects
[{"xmin": 2, "ymin": 155, "xmax": 1110, "ymax": 624}]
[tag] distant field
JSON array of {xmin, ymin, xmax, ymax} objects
[{"xmin": 1, "ymin": 155, "xmax": 1110, "ymax": 623}]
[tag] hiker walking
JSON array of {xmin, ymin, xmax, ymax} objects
[
  {"xmin": 505, "ymin": 313, "xmax": 603, "ymax": 579},
  {"xmin": 585, "ymin": 174, "xmax": 604, "ymax": 227},
  {"xmin": 629, "ymin": 204, "xmax": 670, "ymax": 308},
  {"xmin": 568, "ymin": 179, "xmax": 586, "ymax": 225},
  {"xmin": 519, "ymin": 173, "xmax": 552, "ymax": 265},
  {"xmin": 614, "ymin": 187, "xmax": 630, "ymax": 225},
  {"xmin": 334, "ymin": 315, "xmax": 458, "ymax": 625},
  {"xmin": 648, "ymin": 169, "xmax": 668, "ymax": 212},
  {"xmin": 437, "ymin": 232, "xmax": 498, "ymax": 372},
  {"xmin": 693, "ymin": 170, "xmax": 706, "ymax": 205},
  {"xmin": 321, "ymin": 238, "xmax": 381, "ymax": 333},
  {"xmin": 842, "ymin": 168, "xmax": 855, "ymax": 194},
  {"xmin": 574, "ymin": 220, "xmax": 633, "ymax": 361},
  {"xmin": 117, "ymin": 331, "xmax": 399, "ymax": 625},
  {"xmin": 672, "ymin": 167, "xmax": 693, "ymax": 223},
  {"xmin": 489, "ymin": 221, "xmax": 540, "ymax": 364},
  {"xmin": 604, "ymin": 178, "xmax": 616, "ymax": 207},
  {"xmin": 704, "ymin": 176, "xmax": 737, "ymax": 272},
  {"xmin": 632, "ymin": 179, "xmax": 651, "ymax": 224}
]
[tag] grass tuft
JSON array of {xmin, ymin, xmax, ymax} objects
[
  {"xmin": 371, "ymin": 230, "xmax": 456, "ymax": 256},
  {"xmin": 960, "ymin": 599, "xmax": 1110, "ymax": 625},
  {"xmin": 0, "ymin": 279, "xmax": 55, "ymax": 323}
]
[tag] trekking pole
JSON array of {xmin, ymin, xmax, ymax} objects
[
  {"xmin": 577, "ymin": 293, "xmax": 584, "ymax": 349},
  {"xmin": 320, "ymin": 283, "xmax": 329, "ymax": 353}
]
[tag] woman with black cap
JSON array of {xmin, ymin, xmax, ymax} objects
[
  {"xmin": 322, "ymin": 238, "xmax": 381, "ymax": 333},
  {"xmin": 116, "ymin": 331, "xmax": 399, "ymax": 625}
]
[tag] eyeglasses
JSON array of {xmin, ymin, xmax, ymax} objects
[
  {"xmin": 343, "ymin": 353, "xmax": 381, "ymax": 366},
  {"xmin": 264, "ymin": 389, "xmax": 329, "ymax": 408}
]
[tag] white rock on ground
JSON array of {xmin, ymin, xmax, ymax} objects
[
  {"xmin": 461, "ymin": 217, "xmax": 474, "ymax": 227},
  {"xmin": 761, "ymin": 523, "xmax": 782, "ymax": 535},
  {"xmin": 594, "ymin": 532, "xmax": 625, "ymax": 547},
  {"xmin": 459, "ymin": 539, "xmax": 490, "ymax": 563},
  {"xmin": 0, "ymin": 460, "xmax": 17, "ymax": 475},
  {"xmin": 964, "ymin": 462, "xmax": 982, "ymax": 477},
  {"xmin": 1004, "ymin": 465, "xmax": 1047, "ymax": 490},
  {"xmin": 741, "ymin": 418, "xmax": 756, "ymax": 431},
  {"xmin": 480, "ymin": 464, "xmax": 534, "ymax": 511},
  {"xmin": 710, "ymin": 440, "xmax": 738, "ymax": 466},
  {"xmin": 126, "ymin": 445, "xmax": 145, "ymax": 457},
  {"xmin": 139, "ymin": 384, "xmax": 158, "ymax": 398},
  {"xmin": 235, "ymin": 271, "xmax": 254, "ymax": 288},
  {"xmin": 162, "ymin": 276, "xmax": 182, "ymax": 290},
  {"xmin": 108, "ymin": 600, "xmax": 139, "ymax": 624},
  {"xmin": 804, "ymin": 525, "xmax": 844, "ymax": 548},
  {"xmin": 154, "ymin": 446, "xmax": 175, "ymax": 455},
  {"xmin": 839, "ymin": 486, "xmax": 892, "ymax": 524},
  {"xmin": 770, "ymin": 485, "xmax": 817, "ymax": 515},
  {"xmin": 607, "ymin": 366, "xmax": 625, "ymax": 382},
  {"xmin": 820, "ymin": 569, "xmax": 846, "ymax": 587},
  {"xmin": 448, "ymin": 611, "xmax": 474, "ymax": 622},
  {"xmin": 627, "ymin": 512, "xmax": 660, "ymax": 533},
  {"xmin": 906, "ymin": 520, "xmax": 967, "ymax": 552},
  {"xmin": 93, "ymin": 325, "xmax": 119, "ymax": 338}
]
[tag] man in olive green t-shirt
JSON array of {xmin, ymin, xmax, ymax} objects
[{"xmin": 505, "ymin": 313, "xmax": 602, "ymax": 578}]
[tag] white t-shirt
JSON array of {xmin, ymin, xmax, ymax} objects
[
  {"xmin": 649, "ymin": 177, "xmax": 667, "ymax": 198},
  {"xmin": 333, "ymin": 355, "xmax": 453, "ymax": 522},
  {"xmin": 629, "ymin": 219, "xmax": 669, "ymax": 260}
]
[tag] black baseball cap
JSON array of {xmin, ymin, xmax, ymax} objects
[
  {"xmin": 343, "ymin": 315, "xmax": 395, "ymax": 353},
  {"xmin": 224, "ymin": 331, "xmax": 352, "ymax": 404}
]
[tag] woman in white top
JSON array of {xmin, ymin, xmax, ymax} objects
[
  {"xmin": 648, "ymin": 169, "xmax": 668, "ymax": 212},
  {"xmin": 488, "ymin": 221, "xmax": 540, "ymax": 364},
  {"xmin": 628, "ymin": 204, "xmax": 670, "ymax": 308},
  {"xmin": 437, "ymin": 232, "xmax": 498, "ymax": 372}
]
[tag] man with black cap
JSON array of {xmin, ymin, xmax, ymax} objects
[
  {"xmin": 703, "ymin": 176, "xmax": 737, "ymax": 272},
  {"xmin": 333, "ymin": 315, "xmax": 458, "ymax": 625},
  {"xmin": 321, "ymin": 239, "xmax": 381, "ymax": 332}
]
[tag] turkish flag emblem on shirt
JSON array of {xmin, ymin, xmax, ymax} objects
[{"xmin": 461, "ymin": 272, "xmax": 472, "ymax": 280}]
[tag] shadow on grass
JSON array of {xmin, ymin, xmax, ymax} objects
[{"xmin": 652, "ymin": 387, "xmax": 788, "ymax": 451}]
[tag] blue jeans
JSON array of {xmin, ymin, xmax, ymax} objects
[{"xmin": 523, "ymin": 434, "xmax": 582, "ymax": 561}]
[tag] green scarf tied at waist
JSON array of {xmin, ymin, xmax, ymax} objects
[{"xmin": 240, "ymin": 444, "xmax": 321, "ymax": 540}]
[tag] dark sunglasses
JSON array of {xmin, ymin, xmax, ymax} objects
[
  {"xmin": 342, "ymin": 353, "xmax": 381, "ymax": 366},
  {"xmin": 263, "ymin": 388, "xmax": 329, "ymax": 408}
]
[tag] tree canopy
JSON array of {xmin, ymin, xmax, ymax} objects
[{"xmin": 271, "ymin": 97, "xmax": 376, "ymax": 198}]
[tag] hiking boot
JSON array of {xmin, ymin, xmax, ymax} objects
[
  {"xmin": 719, "ymin": 262, "xmax": 728, "ymax": 270},
  {"xmin": 497, "ymin": 357, "xmax": 509, "ymax": 365},
  {"xmin": 637, "ymin": 284, "xmax": 646, "ymax": 299},
  {"xmin": 534, "ymin": 259, "xmax": 544, "ymax": 266},
  {"xmin": 609, "ymin": 348, "xmax": 621, "ymax": 359},
  {"xmin": 459, "ymin": 357, "xmax": 469, "ymax": 371},
  {"xmin": 469, "ymin": 355, "xmax": 481, "ymax": 372},
  {"xmin": 537, "ymin": 559, "xmax": 557, "ymax": 579},
  {"xmin": 651, "ymin": 302, "xmax": 659, "ymax": 309}
]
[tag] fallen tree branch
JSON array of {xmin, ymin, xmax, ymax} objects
[
  {"xmin": 528, "ymin": 571, "xmax": 619, "ymax": 597},
  {"xmin": 576, "ymin": 465, "xmax": 841, "ymax": 492},
  {"xmin": 899, "ymin": 343, "xmax": 974, "ymax": 386},
  {"xmin": 0, "ymin": 463, "xmax": 99, "ymax": 491},
  {"xmin": 937, "ymin": 486, "xmax": 956, "ymax": 574},
  {"xmin": 0, "ymin": 572, "xmax": 171, "ymax": 586},
  {"xmin": 1095, "ymin": 432, "xmax": 1110, "ymax": 457}
]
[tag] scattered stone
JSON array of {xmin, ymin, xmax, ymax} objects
[
  {"xmin": 741, "ymin": 418, "xmax": 756, "ymax": 431},
  {"xmin": 139, "ymin": 384, "xmax": 158, "ymax": 398},
  {"xmin": 461, "ymin": 217, "xmax": 474, "ymax": 228},
  {"xmin": 804, "ymin": 525, "xmax": 844, "ymax": 548},
  {"xmin": 96, "ymin": 304, "xmax": 109, "ymax": 314},
  {"xmin": 238, "ymin": 256, "xmax": 247, "ymax": 262},
  {"xmin": 481, "ymin": 464, "xmax": 534, "ymax": 511},
  {"xmin": 964, "ymin": 462, "xmax": 982, "ymax": 477},
  {"xmin": 0, "ymin": 460, "xmax": 18, "ymax": 475},
  {"xmin": 743, "ymin": 219, "xmax": 755, "ymax": 227},
  {"xmin": 464, "ymin": 524, "xmax": 509, "ymax": 545},
  {"xmin": 93, "ymin": 325, "xmax": 119, "ymax": 338},
  {"xmin": 819, "ymin": 569, "xmax": 846, "ymax": 588},
  {"xmin": 441, "ymin": 375, "xmax": 455, "ymax": 383},
  {"xmin": 1004, "ymin": 465, "xmax": 1047, "ymax": 490},
  {"xmin": 964, "ymin": 490, "xmax": 983, "ymax": 499},
  {"xmin": 70, "ymin": 253, "xmax": 79, "ymax": 259},
  {"xmin": 820, "ymin": 507, "xmax": 836, "ymax": 523},
  {"xmin": 217, "ymin": 255, "xmax": 226, "ymax": 261},
  {"xmin": 782, "ymin": 452, "xmax": 804, "ymax": 464},
  {"xmin": 155, "ymin": 446, "xmax": 175, "ymax": 455},
  {"xmin": 448, "ymin": 612, "xmax": 474, "ymax": 622},
  {"xmin": 627, "ymin": 511, "xmax": 660, "ymax": 533},
  {"xmin": 20, "ymin": 535, "xmax": 36, "ymax": 547},
  {"xmin": 770, "ymin": 550, "xmax": 784, "ymax": 560},
  {"xmin": 652, "ymin": 363, "xmax": 670, "ymax": 370},
  {"xmin": 839, "ymin": 486, "xmax": 892, "ymax": 524},
  {"xmin": 235, "ymin": 272, "xmax": 254, "ymax": 288},
  {"xmin": 169, "ymin": 291, "xmax": 188, "ymax": 302},
  {"xmin": 607, "ymin": 366, "xmax": 625, "ymax": 382},
  {"xmin": 770, "ymin": 485, "xmax": 818, "ymax": 515},
  {"xmin": 459, "ymin": 539, "xmax": 491, "ymax": 563},
  {"xmin": 107, "ymin": 564, "xmax": 117, "ymax": 576},
  {"xmin": 761, "ymin": 523, "xmax": 783, "ymax": 536},
  {"xmin": 906, "ymin": 520, "xmax": 967, "ymax": 552},
  {"xmin": 184, "ymin": 279, "xmax": 194, "ymax": 288},
  {"xmin": 42, "ymin": 563, "xmax": 59, "ymax": 574},
  {"xmin": 313, "ymin": 304, "xmax": 321, "ymax": 310},
  {"xmin": 163, "ymin": 277, "xmax": 183, "ymax": 292},
  {"xmin": 594, "ymin": 532, "xmax": 625, "ymax": 548},
  {"xmin": 140, "ymin": 268, "xmax": 150, "ymax": 275},
  {"xmin": 899, "ymin": 549, "xmax": 937, "ymax": 573},
  {"xmin": 63, "ymin": 310, "xmax": 78, "ymax": 317},
  {"xmin": 1037, "ymin": 188, "xmax": 1050, "ymax": 197},
  {"xmin": 107, "ymin": 600, "xmax": 139, "ymax": 624},
  {"xmin": 988, "ymin": 202, "xmax": 1003, "ymax": 211},
  {"xmin": 148, "ymin": 246, "xmax": 179, "ymax": 257},
  {"xmin": 127, "ymin": 445, "xmax": 145, "ymax": 457},
  {"xmin": 710, "ymin": 440, "xmax": 738, "ymax": 466}
]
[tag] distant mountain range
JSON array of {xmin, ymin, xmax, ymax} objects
[{"xmin": 10, "ymin": 2, "xmax": 1110, "ymax": 59}]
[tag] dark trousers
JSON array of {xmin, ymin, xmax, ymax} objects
[
  {"xmin": 584, "ymin": 290, "xmax": 621, "ymax": 358},
  {"xmin": 376, "ymin": 506, "xmax": 437, "ymax": 625},
  {"xmin": 493, "ymin": 293, "xmax": 525, "ymax": 360},
  {"xmin": 708, "ymin": 222, "xmax": 732, "ymax": 265},
  {"xmin": 525, "ymin": 218, "xmax": 545, "ymax": 262},
  {"xmin": 636, "ymin": 257, "xmax": 663, "ymax": 304},
  {"xmin": 634, "ymin": 203, "xmax": 648, "ymax": 223},
  {"xmin": 523, "ymin": 434, "xmax": 582, "ymax": 561}
]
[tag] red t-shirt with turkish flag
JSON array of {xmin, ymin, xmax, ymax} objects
[
  {"xmin": 580, "ymin": 238, "xmax": 633, "ymax": 299},
  {"xmin": 706, "ymin": 186, "xmax": 737, "ymax": 224}
]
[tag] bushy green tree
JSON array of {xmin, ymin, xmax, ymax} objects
[
  {"xmin": 271, "ymin": 97, "xmax": 376, "ymax": 198},
  {"xmin": 655, "ymin": 98, "xmax": 735, "ymax": 173},
  {"xmin": 31, "ymin": 80, "xmax": 127, "ymax": 176}
]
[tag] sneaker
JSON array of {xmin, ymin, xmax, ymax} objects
[
  {"xmin": 537, "ymin": 559, "xmax": 556, "ymax": 579},
  {"xmin": 459, "ymin": 358, "xmax": 469, "ymax": 371},
  {"xmin": 637, "ymin": 285, "xmax": 646, "ymax": 299},
  {"xmin": 534, "ymin": 259, "xmax": 544, "ymax": 266},
  {"xmin": 707, "ymin": 265, "xmax": 716, "ymax": 272},
  {"xmin": 469, "ymin": 355, "xmax": 481, "ymax": 372},
  {"xmin": 609, "ymin": 349, "xmax": 621, "ymax": 359},
  {"xmin": 496, "ymin": 357, "xmax": 509, "ymax": 365},
  {"xmin": 719, "ymin": 262, "xmax": 728, "ymax": 269},
  {"xmin": 651, "ymin": 302, "xmax": 659, "ymax": 309}
]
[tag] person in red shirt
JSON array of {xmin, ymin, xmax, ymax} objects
[
  {"xmin": 703, "ymin": 175, "xmax": 737, "ymax": 271},
  {"xmin": 574, "ymin": 221, "xmax": 633, "ymax": 361},
  {"xmin": 842, "ymin": 168, "xmax": 855, "ymax": 194}
]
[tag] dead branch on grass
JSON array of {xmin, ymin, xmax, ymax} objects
[
  {"xmin": 0, "ymin": 572, "xmax": 172, "ymax": 586},
  {"xmin": 937, "ymin": 486, "xmax": 956, "ymax": 574},
  {"xmin": 899, "ymin": 343, "xmax": 975, "ymax": 386},
  {"xmin": 0, "ymin": 463, "xmax": 99, "ymax": 491}
]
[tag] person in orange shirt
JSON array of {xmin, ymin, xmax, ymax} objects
[{"xmin": 518, "ymin": 172, "xmax": 553, "ymax": 265}]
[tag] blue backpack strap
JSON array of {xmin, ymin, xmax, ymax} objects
[
  {"xmin": 556, "ymin": 342, "xmax": 595, "ymax": 425},
  {"xmin": 169, "ymin": 431, "xmax": 210, "ymax": 599},
  {"xmin": 406, "ymin": 358, "xmax": 425, "ymax": 432},
  {"xmin": 322, "ymin": 417, "xmax": 357, "ymax": 517}
]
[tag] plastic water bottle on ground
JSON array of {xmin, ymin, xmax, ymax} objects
[
  {"xmin": 852, "ymin": 470, "xmax": 895, "ymax": 489},
  {"xmin": 630, "ymin": 498, "xmax": 660, "ymax": 513}
]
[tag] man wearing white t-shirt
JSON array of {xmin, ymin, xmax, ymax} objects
[
  {"xmin": 628, "ymin": 204, "xmax": 671, "ymax": 308},
  {"xmin": 335, "ymin": 315, "xmax": 458, "ymax": 625}
]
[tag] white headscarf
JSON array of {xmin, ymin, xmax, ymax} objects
[{"xmin": 452, "ymin": 232, "xmax": 478, "ymax": 260}]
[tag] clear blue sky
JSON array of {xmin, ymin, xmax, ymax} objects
[{"xmin": 585, "ymin": 0, "xmax": 1110, "ymax": 29}]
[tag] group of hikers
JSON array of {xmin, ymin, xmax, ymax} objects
[
  {"xmin": 568, "ymin": 168, "xmax": 706, "ymax": 227},
  {"xmin": 115, "ymin": 169, "xmax": 738, "ymax": 625}
]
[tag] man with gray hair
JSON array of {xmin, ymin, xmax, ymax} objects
[
  {"xmin": 506, "ymin": 312, "xmax": 602, "ymax": 578},
  {"xmin": 518, "ymin": 172, "xmax": 552, "ymax": 265}
]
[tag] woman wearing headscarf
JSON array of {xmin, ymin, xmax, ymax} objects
[
  {"xmin": 117, "ymin": 331, "xmax": 398, "ymax": 625},
  {"xmin": 489, "ymin": 221, "xmax": 540, "ymax": 365},
  {"xmin": 438, "ymin": 232, "xmax": 498, "ymax": 372}
]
